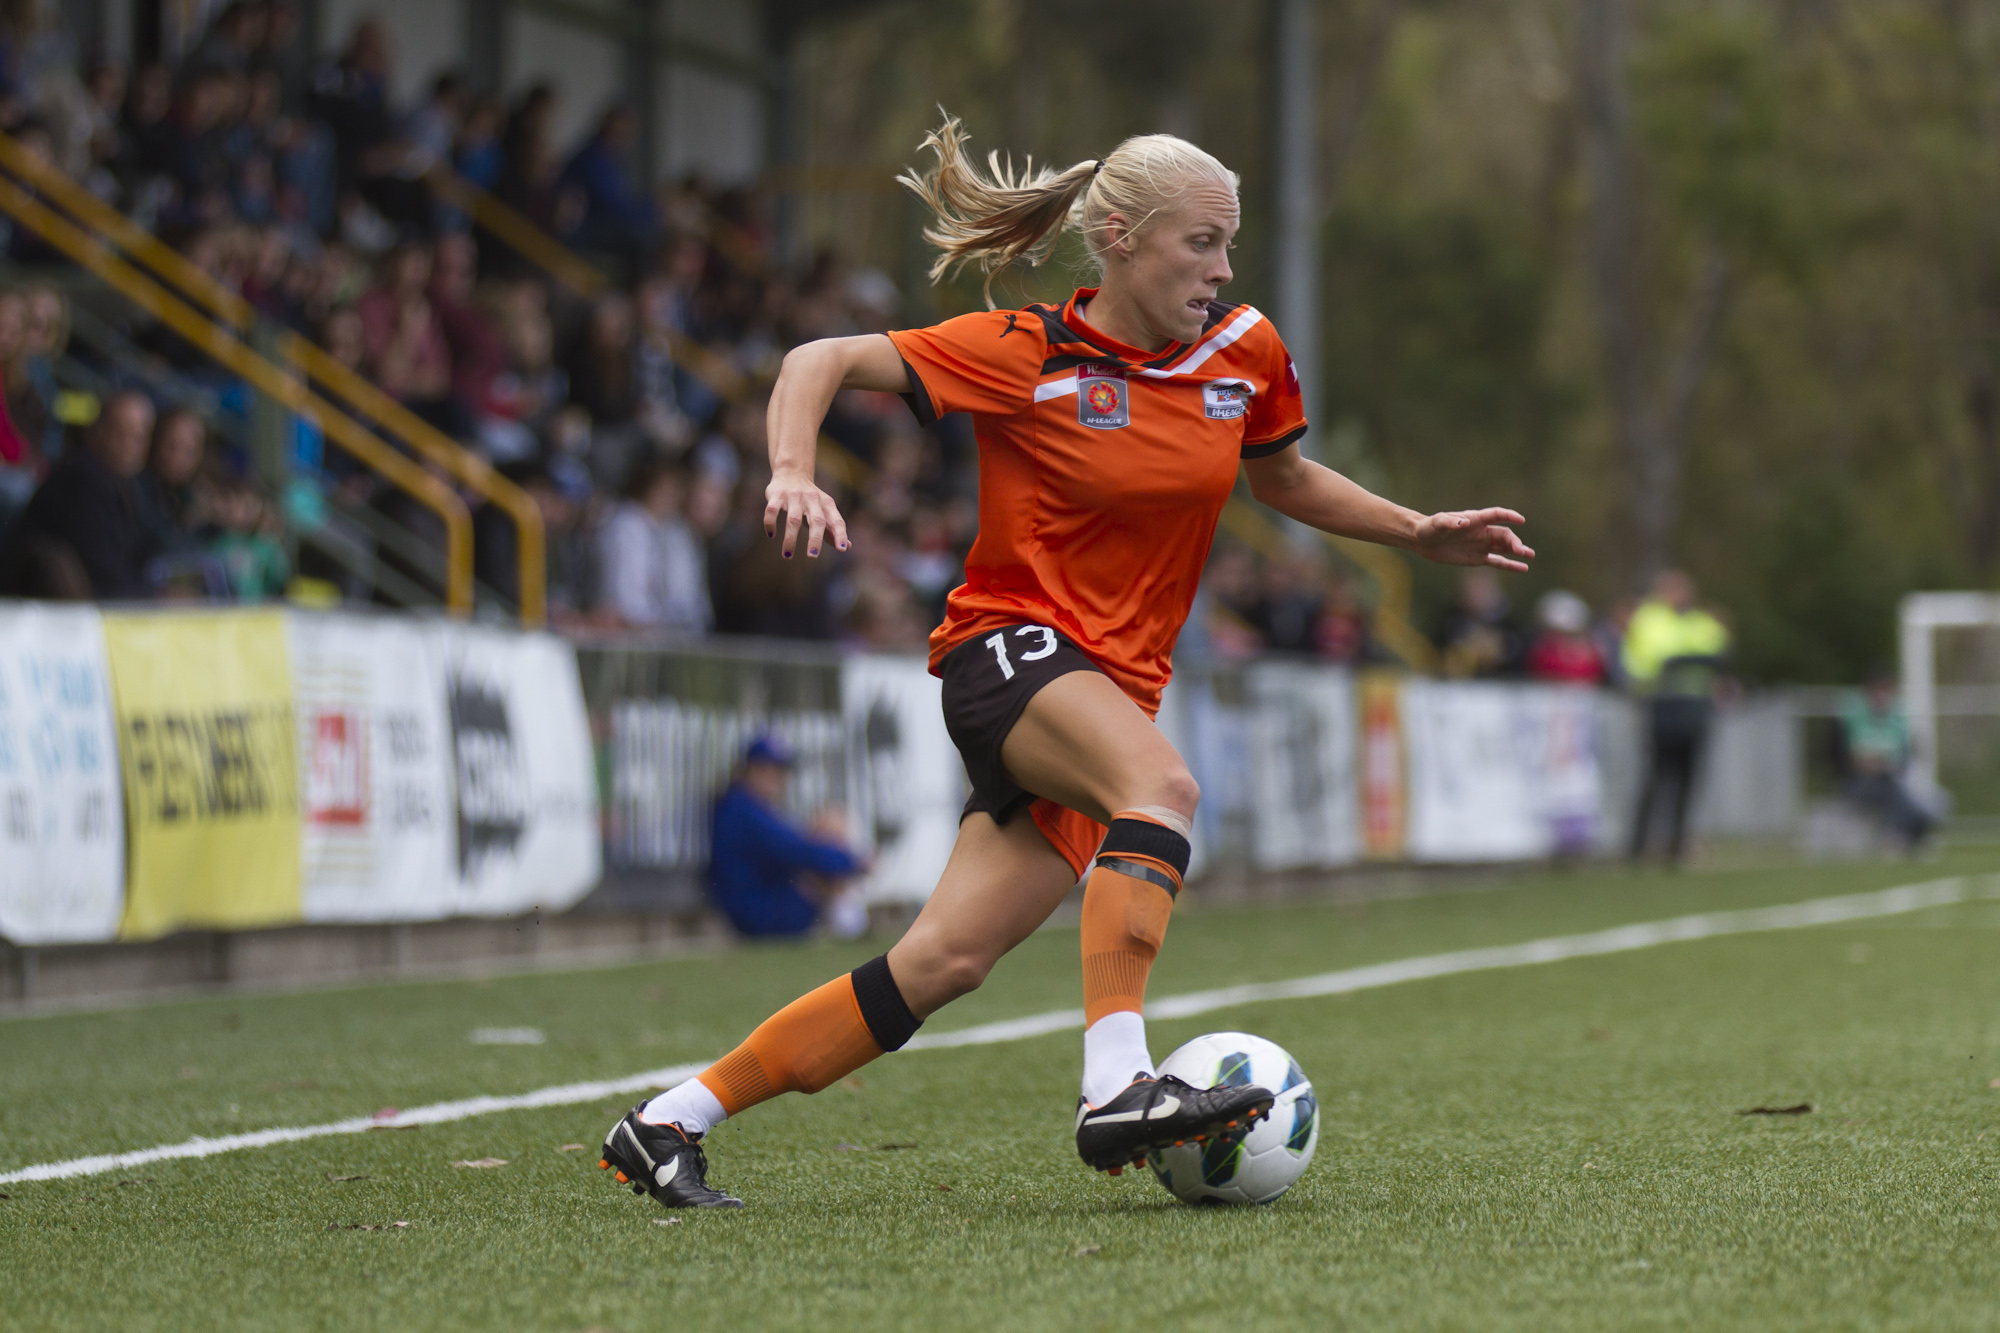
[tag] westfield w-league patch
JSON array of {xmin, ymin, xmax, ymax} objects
[{"xmin": 1077, "ymin": 363, "xmax": 1129, "ymax": 429}]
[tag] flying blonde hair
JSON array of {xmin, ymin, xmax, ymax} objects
[{"xmin": 896, "ymin": 114, "xmax": 1240, "ymax": 308}]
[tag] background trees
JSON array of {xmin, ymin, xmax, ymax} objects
[{"xmin": 793, "ymin": 0, "xmax": 1997, "ymax": 683}]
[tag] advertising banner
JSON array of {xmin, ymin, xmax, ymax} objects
[
  {"xmin": 0, "ymin": 605, "xmax": 123, "ymax": 944},
  {"xmin": 1403, "ymin": 681, "xmax": 1542, "ymax": 862},
  {"xmin": 1521, "ymin": 685, "xmax": 1603, "ymax": 855},
  {"xmin": 1358, "ymin": 671, "xmax": 1407, "ymax": 860},
  {"xmin": 288, "ymin": 613, "xmax": 456, "ymax": 922},
  {"xmin": 103, "ymin": 610, "xmax": 301, "ymax": 939},
  {"xmin": 1155, "ymin": 671, "xmax": 1246, "ymax": 884},
  {"xmin": 609, "ymin": 700, "xmax": 846, "ymax": 871},
  {"xmin": 1246, "ymin": 663, "xmax": 1361, "ymax": 871},
  {"xmin": 843, "ymin": 654, "xmax": 963, "ymax": 903},
  {"xmin": 434, "ymin": 624, "xmax": 600, "ymax": 916},
  {"xmin": 1403, "ymin": 681, "xmax": 1605, "ymax": 862}
]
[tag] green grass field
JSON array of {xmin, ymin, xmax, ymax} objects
[{"xmin": 6, "ymin": 850, "xmax": 2000, "ymax": 1332}]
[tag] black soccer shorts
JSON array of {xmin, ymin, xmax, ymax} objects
[{"xmin": 938, "ymin": 622, "xmax": 1102, "ymax": 826}]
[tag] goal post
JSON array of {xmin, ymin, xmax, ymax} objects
[{"xmin": 1899, "ymin": 591, "xmax": 2000, "ymax": 791}]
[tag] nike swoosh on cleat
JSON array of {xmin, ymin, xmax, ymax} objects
[
  {"xmin": 1084, "ymin": 1095, "xmax": 1181, "ymax": 1125},
  {"xmin": 654, "ymin": 1157, "xmax": 679, "ymax": 1189}
]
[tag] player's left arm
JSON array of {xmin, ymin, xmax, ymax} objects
[{"xmin": 1242, "ymin": 443, "xmax": 1535, "ymax": 572}]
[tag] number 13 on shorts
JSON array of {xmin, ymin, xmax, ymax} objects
[{"xmin": 985, "ymin": 625, "xmax": 1059, "ymax": 680}]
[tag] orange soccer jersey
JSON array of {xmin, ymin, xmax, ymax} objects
[{"xmin": 888, "ymin": 286, "xmax": 1307, "ymax": 716}]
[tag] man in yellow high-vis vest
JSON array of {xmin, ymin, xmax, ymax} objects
[{"xmin": 1623, "ymin": 569, "xmax": 1730, "ymax": 864}]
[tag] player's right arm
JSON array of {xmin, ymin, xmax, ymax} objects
[{"xmin": 765, "ymin": 333, "xmax": 910, "ymax": 558}]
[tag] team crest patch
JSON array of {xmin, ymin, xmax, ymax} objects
[
  {"xmin": 1076, "ymin": 363, "xmax": 1129, "ymax": 430},
  {"xmin": 1203, "ymin": 380, "xmax": 1251, "ymax": 421}
]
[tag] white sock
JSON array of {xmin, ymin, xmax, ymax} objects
[
  {"xmin": 1081, "ymin": 1010, "xmax": 1155, "ymax": 1107},
  {"xmin": 638, "ymin": 1077, "xmax": 728, "ymax": 1137}
]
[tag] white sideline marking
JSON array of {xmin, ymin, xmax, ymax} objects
[{"xmin": 1, "ymin": 875, "xmax": 1979, "ymax": 1186}]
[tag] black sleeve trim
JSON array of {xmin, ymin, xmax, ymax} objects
[
  {"xmin": 1241, "ymin": 424, "xmax": 1308, "ymax": 459},
  {"xmin": 851, "ymin": 953, "xmax": 923, "ymax": 1051},
  {"xmin": 898, "ymin": 354, "xmax": 939, "ymax": 428}
]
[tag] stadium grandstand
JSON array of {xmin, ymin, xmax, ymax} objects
[{"xmin": 0, "ymin": 0, "xmax": 954, "ymax": 636}]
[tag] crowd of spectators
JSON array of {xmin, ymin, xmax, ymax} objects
[{"xmin": 0, "ymin": 1, "xmax": 976, "ymax": 647}]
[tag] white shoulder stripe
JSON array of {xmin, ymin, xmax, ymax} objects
[
  {"xmin": 1029, "ymin": 306, "xmax": 1268, "ymax": 400},
  {"xmin": 1136, "ymin": 306, "xmax": 1264, "ymax": 380}
]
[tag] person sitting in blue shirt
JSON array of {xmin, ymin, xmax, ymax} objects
[{"xmin": 709, "ymin": 733, "xmax": 867, "ymax": 938}]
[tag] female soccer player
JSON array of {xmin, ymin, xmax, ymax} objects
[{"xmin": 601, "ymin": 117, "xmax": 1533, "ymax": 1207}]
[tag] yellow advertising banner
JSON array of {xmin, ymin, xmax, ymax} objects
[{"xmin": 102, "ymin": 610, "xmax": 302, "ymax": 939}]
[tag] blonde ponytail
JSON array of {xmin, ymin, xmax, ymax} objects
[{"xmin": 897, "ymin": 113, "xmax": 1240, "ymax": 308}]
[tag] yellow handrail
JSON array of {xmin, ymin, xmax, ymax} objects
[
  {"xmin": 0, "ymin": 174, "xmax": 474, "ymax": 612},
  {"xmin": 0, "ymin": 133, "xmax": 546, "ymax": 626},
  {"xmin": 424, "ymin": 165, "xmax": 610, "ymax": 299},
  {"xmin": 1218, "ymin": 497, "xmax": 1438, "ymax": 672}
]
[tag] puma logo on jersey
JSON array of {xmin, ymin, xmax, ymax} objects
[{"xmin": 999, "ymin": 312, "xmax": 1021, "ymax": 338}]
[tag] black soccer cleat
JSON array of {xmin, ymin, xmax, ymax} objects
[
  {"xmin": 1075, "ymin": 1073, "xmax": 1275, "ymax": 1174},
  {"xmin": 600, "ymin": 1107, "xmax": 742, "ymax": 1208}
]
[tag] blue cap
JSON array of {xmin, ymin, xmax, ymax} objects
[{"xmin": 744, "ymin": 733, "xmax": 795, "ymax": 767}]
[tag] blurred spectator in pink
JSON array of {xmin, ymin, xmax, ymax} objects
[
  {"xmin": 428, "ymin": 232, "xmax": 516, "ymax": 455},
  {"xmin": 1526, "ymin": 590, "xmax": 1606, "ymax": 685},
  {"xmin": 356, "ymin": 240, "xmax": 457, "ymax": 429},
  {"xmin": 1313, "ymin": 570, "xmax": 1372, "ymax": 665}
]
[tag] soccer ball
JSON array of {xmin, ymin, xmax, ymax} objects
[{"xmin": 1146, "ymin": 1032, "xmax": 1318, "ymax": 1205}]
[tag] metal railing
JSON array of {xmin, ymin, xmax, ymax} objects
[
  {"xmin": 0, "ymin": 173, "xmax": 474, "ymax": 612},
  {"xmin": 0, "ymin": 133, "xmax": 546, "ymax": 625}
]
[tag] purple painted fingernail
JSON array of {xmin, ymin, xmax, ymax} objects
[
  {"xmin": 808, "ymin": 548, "xmax": 819, "ymax": 557},
  {"xmin": 783, "ymin": 551, "xmax": 792, "ymax": 559}
]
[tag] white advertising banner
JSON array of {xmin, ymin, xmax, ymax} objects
[
  {"xmin": 1245, "ymin": 663, "xmax": 1362, "ymax": 871},
  {"xmin": 1522, "ymin": 685, "xmax": 1604, "ymax": 855},
  {"xmin": 435, "ymin": 624, "xmax": 601, "ymax": 917},
  {"xmin": 1404, "ymin": 681, "xmax": 1604, "ymax": 862},
  {"xmin": 609, "ymin": 701, "xmax": 847, "ymax": 871},
  {"xmin": 0, "ymin": 604, "xmax": 123, "ymax": 944},
  {"xmin": 289, "ymin": 613, "xmax": 456, "ymax": 922},
  {"xmin": 843, "ymin": 653, "xmax": 963, "ymax": 903},
  {"xmin": 1155, "ymin": 672, "xmax": 1246, "ymax": 883}
]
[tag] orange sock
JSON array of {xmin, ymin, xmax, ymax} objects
[
  {"xmin": 695, "ymin": 955, "xmax": 921, "ymax": 1116},
  {"xmin": 1080, "ymin": 811, "xmax": 1190, "ymax": 1026}
]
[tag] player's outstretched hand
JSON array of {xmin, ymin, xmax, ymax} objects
[
  {"xmin": 765, "ymin": 470, "xmax": 850, "ymax": 559},
  {"xmin": 1412, "ymin": 507, "xmax": 1534, "ymax": 572}
]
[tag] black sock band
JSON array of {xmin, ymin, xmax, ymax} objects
[
  {"xmin": 1097, "ymin": 817, "xmax": 1191, "ymax": 880},
  {"xmin": 850, "ymin": 954, "xmax": 922, "ymax": 1052}
]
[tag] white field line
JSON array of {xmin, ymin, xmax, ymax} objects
[{"xmin": 1, "ymin": 874, "xmax": 1980, "ymax": 1186}]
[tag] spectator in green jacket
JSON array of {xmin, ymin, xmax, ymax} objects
[
  {"xmin": 1623, "ymin": 569, "xmax": 1730, "ymax": 865},
  {"xmin": 208, "ymin": 474, "xmax": 290, "ymax": 601},
  {"xmin": 1840, "ymin": 673, "xmax": 1936, "ymax": 851}
]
